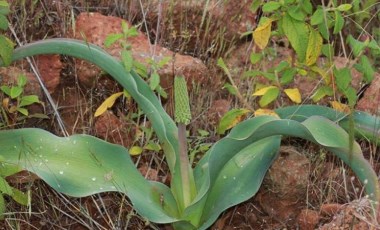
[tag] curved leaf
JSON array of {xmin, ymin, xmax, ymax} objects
[{"xmin": 0, "ymin": 128, "xmax": 179, "ymax": 223}]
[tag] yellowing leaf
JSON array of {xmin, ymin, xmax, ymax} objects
[
  {"xmin": 254, "ymin": 109, "xmax": 279, "ymax": 118},
  {"xmin": 94, "ymin": 92, "xmax": 124, "ymax": 117},
  {"xmin": 129, "ymin": 146, "xmax": 143, "ymax": 156},
  {"xmin": 217, "ymin": 109, "xmax": 251, "ymax": 135},
  {"xmin": 330, "ymin": 101, "xmax": 350, "ymax": 113},
  {"xmin": 311, "ymin": 66, "xmax": 329, "ymax": 84},
  {"xmin": 284, "ymin": 88, "xmax": 302, "ymax": 104},
  {"xmin": 306, "ymin": 28, "xmax": 323, "ymax": 66},
  {"xmin": 253, "ymin": 18, "xmax": 273, "ymax": 49},
  {"xmin": 252, "ymin": 85, "xmax": 278, "ymax": 96}
]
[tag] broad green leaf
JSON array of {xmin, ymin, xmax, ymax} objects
[
  {"xmin": 301, "ymin": 0, "xmax": 313, "ymax": 14},
  {"xmin": 144, "ymin": 141, "xmax": 162, "ymax": 152},
  {"xmin": 334, "ymin": 67, "xmax": 351, "ymax": 91},
  {"xmin": 19, "ymin": 95, "xmax": 40, "ymax": 107},
  {"xmin": 280, "ymin": 68, "xmax": 297, "ymax": 85},
  {"xmin": 0, "ymin": 35, "xmax": 14, "ymax": 66},
  {"xmin": 281, "ymin": 13, "xmax": 309, "ymax": 62},
  {"xmin": 217, "ymin": 109, "xmax": 250, "ymax": 135},
  {"xmin": 11, "ymin": 188, "xmax": 28, "ymax": 206},
  {"xmin": 259, "ymin": 87, "xmax": 280, "ymax": 107},
  {"xmin": 318, "ymin": 19, "xmax": 330, "ymax": 40},
  {"xmin": 306, "ymin": 28, "xmax": 323, "ymax": 66},
  {"xmin": 252, "ymin": 85, "xmax": 277, "ymax": 96},
  {"xmin": 262, "ymin": 1, "xmax": 281, "ymax": 12},
  {"xmin": 311, "ymin": 85, "xmax": 333, "ymax": 102},
  {"xmin": 250, "ymin": 0, "xmax": 262, "ymax": 12},
  {"xmin": 197, "ymin": 137, "xmax": 281, "ymax": 229},
  {"xmin": 347, "ymin": 35, "xmax": 367, "ymax": 57},
  {"xmin": 129, "ymin": 146, "xmax": 143, "ymax": 156},
  {"xmin": 333, "ymin": 11, "xmax": 344, "ymax": 34},
  {"xmin": 0, "ymin": 128, "xmax": 179, "ymax": 223},
  {"xmin": 0, "ymin": 14, "xmax": 7, "ymax": 30},
  {"xmin": 16, "ymin": 107, "xmax": 28, "ymax": 116},
  {"xmin": 0, "ymin": 176, "xmax": 12, "ymax": 195},
  {"xmin": 0, "ymin": 1, "xmax": 9, "ymax": 15},
  {"xmin": 337, "ymin": 4, "xmax": 352, "ymax": 12},
  {"xmin": 17, "ymin": 74, "xmax": 27, "ymax": 87},
  {"xmin": 284, "ymin": 88, "xmax": 301, "ymax": 103},
  {"xmin": 104, "ymin": 33, "xmax": 123, "ymax": 48},
  {"xmin": 121, "ymin": 50, "xmax": 133, "ymax": 72},
  {"xmin": 310, "ymin": 8, "xmax": 324, "ymax": 25},
  {"xmin": 288, "ymin": 5, "xmax": 306, "ymax": 21},
  {"xmin": 253, "ymin": 18, "xmax": 273, "ymax": 49},
  {"xmin": 0, "ymin": 85, "xmax": 10, "ymax": 96},
  {"xmin": 356, "ymin": 56, "xmax": 375, "ymax": 82},
  {"xmin": 10, "ymin": 86, "xmax": 23, "ymax": 99},
  {"xmin": 149, "ymin": 71, "xmax": 160, "ymax": 90},
  {"xmin": 94, "ymin": 92, "xmax": 123, "ymax": 117}
]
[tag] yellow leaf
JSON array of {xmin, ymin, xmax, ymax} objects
[
  {"xmin": 284, "ymin": 88, "xmax": 302, "ymax": 104},
  {"xmin": 129, "ymin": 146, "xmax": 143, "ymax": 156},
  {"xmin": 330, "ymin": 101, "xmax": 350, "ymax": 113},
  {"xmin": 217, "ymin": 109, "xmax": 251, "ymax": 135},
  {"xmin": 254, "ymin": 109, "xmax": 280, "ymax": 118},
  {"xmin": 94, "ymin": 92, "xmax": 124, "ymax": 117},
  {"xmin": 306, "ymin": 28, "xmax": 323, "ymax": 66},
  {"xmin": 253, "ymin": 18, "xmax": 273, "ymax": 49},
  {"xmin": 252, "ymin": 85, "xmax": 278, "ymax": 96}
]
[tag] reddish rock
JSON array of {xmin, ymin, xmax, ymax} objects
[
  {"xmin": 320, "ymin": 203, "xmax": 342, "ymax": 216},
  {"xmin": 35, "ymin": 55, "xmax": 62, "ymax": 93},
  {"xmin": 94, "ymin": 111, "xmax": 134, "ymax": 147},
  {"xmin": 207, "ymin": 99, "xmax": 231, "ymax": 125},
  {"xmin": 72, "ymin": 12, "xmax": 210, "ymax": 90},
  {"xmin": 266, "ymin": 146, "xmax": 310, "ymax": 197},
  {"xmin": 297, "ymin": 209, "xmax": 320, "ymax": 230},
  {"xmin": 356, "ymin": 73, "xmax": 380, "ymax": 114}
]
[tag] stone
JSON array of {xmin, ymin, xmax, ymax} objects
[
  {"xmin": 207, "ymin": 99, "xmax": 231, "ymax": 125},
  {"xmin": 71, "ymin": 12, "xmax": 210, "ymax": 91},
  {"xmin": 35, "ymin": 55, "xmax": 62, "ymax": 93},
  {"xmin": 297, "ymin": 209, "xmax": 320, "ymax": 230}
]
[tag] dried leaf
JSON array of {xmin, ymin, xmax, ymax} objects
[
  {"xmin": 253, "ymin": 18, "xmax": 273, "ymax": 49},
  {"xmin": 94, "ymin": 92, "xmax": 124, "ymax": 117},
  {"xmin": 284, "ymin": 88, "xmax": 302, "ymax": 104}
]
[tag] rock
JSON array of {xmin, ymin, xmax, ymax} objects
[
  {"xmin": 266, "ymin": 146, "xmax": 310, "ymax": 197},
  {"xmin": 94, "ymin": 110, "xmax": 134, "ymax": 147},
  {"xmin": 356, "ymin": 73, "xmax": 380, "ymax": 114},
  {"xmin": 71, "ymin": 12, "xmax": 210, "ymax": 91},
  {"xmin": 35, "ymin": 55, "xmax": 62, "ymax": 93},
  {"xmin": 207, "ymin": 99, "xmax": 231, "ymax": 125},
  {"xmin": 320, "ymin": 203, "xmax": 342, "ymax": 216},
  {"xmin": 297, "ymin": 209, "xmax": 320, "ymax": 230}
]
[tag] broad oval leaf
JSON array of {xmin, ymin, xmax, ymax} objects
[{"xmin": 258, "ymin": 86, "xmax": 280, "ymax": 107}]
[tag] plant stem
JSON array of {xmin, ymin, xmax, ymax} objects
[{"xmin": 178, "ymin": 123, "xmax": 191, "ymax": 208}]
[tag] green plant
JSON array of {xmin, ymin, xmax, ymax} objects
[
  {"xmin": 0, "ymin": 74, "xmax": 41, "ymax": 127},
  {"xmin": 0, "ymin": 38, "xmax": 378, "ymax": 229},
  {"xmin": 243, "ymin": 0, "xmax": 380, "ymax": 109}
]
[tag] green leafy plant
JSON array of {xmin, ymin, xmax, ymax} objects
[
  {"xmin": 243, "ymin": 0, "xmax": 380, "ymax": 109},
  {"xmin": 0, "ymin": 38, "xmax": 378, "ymax": 229},
  {"xmin": 0, "ymin": 74, "xmax": 41, "ymax": 127}
]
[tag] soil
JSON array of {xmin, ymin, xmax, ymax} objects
[{"xmin": 1, "ymin": 1, "xmax": 379, "ymax": 229}]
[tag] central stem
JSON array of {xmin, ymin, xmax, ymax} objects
[{"xmin": 178, "ymin": 123, "xmax": 191, "ymax": 208}]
